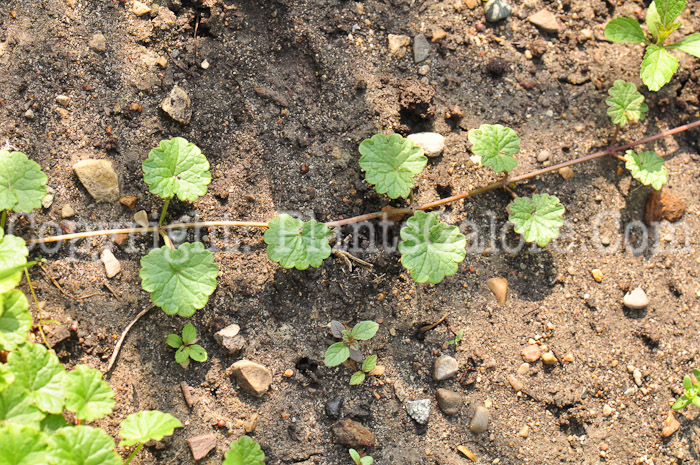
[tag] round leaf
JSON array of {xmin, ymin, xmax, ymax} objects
[
  {"xmin": 181, "ymin": 323, "xmax": 197, "ymax": 345},
  {"xmin": 186, "ymin": 344, "xmax": 207, "ymax": 363},
  {"xmin": 223, "ymin": 435, "xmax": 265, "ymax": 465},
  {"xmin": 508, "ymin": 193, "xmax": 565, "ymax": 247},
  {"xmin": 63, "ymin": 365, "xmax": 115, "ymax": 422},
  {"xmin": 263, "ymin": 214, "xmax": 332, "ymax": 270},
  {"xmin": 325, "ymin": 342, "xmax": 350, "ymax": 367},
  {"xmin": 468, "ymin": 124, "xmax": 520, "ymax": 173},
  {"xmin": 349, "ymin": 371, "xmax": 365, "ymax": 386},
  {"xmin": 0, "ymin": 423, "xmax": 49, "ymax": 465},
  {"xmin": 166, "ymin": 334, "xmax": 183, "ymax": 349},
  {"xmin": 0, "ymin": 232, "xmax": 29, "ymax": 295},
  {"xmin": 606, "ymin": 80, "xmax": 648, "ymax": 126},
  {"xmin": 119, "ymin": 410, "xmax": 183, "ymax": 447},
  {"xmin": 604, "ymin": 17, "xmax": 648, "ymax": 44},
  {"xmin": 624, "ymin": 150, "xmax": 668, "ymax": 190},
  {"xmin": 140, "ymin": 242, "xmax": 219, "ymax": 317},
  {"xmin": 0, "ymin": 290, "xmax": 32, "ymax": 352},
  {"xmin": 358, "ymin": 133, "xmax": 427, "ymax": 199},
  {"xmin": 48, "ymin": 425, "xmax": 121, "ymax": 465},
  {"xmin": 398, "ymin": 211, "xmax": 467, "ymax": 284},
  {"xmin": 351, "ymin": 321, "xmax": 379, "ymax": 341},
  {"xmin": 8, "ymin": 343, "xmax": 65, "ymax": 414},
  {"xmin": 362, "ymin": 355, "xmax": 378, "ymax": 373},
  {"xmin": 142, "ymin": 137, "xmax": 211, "ymax": 202},
  {"xmin": 0, "ymin": 151, "xmax": 48, "ymax": 213},
  {"xmin": 174, "ymin": 347, "xmax": 189, "ymax": 365}
]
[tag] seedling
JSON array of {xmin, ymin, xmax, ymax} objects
[
  {"xmin": 120, "ymin": 410, "xmax": 183, "ymax": 464},
  {"xmin": 350, "ymin": 448, "xmax": 374, "ymax": 465},
  {"xmin": 605, "ymin": 0, "xmax": 700, "ymax": 91},
  {"xmin": 606, "ymin": 80, "xmax": 648, "ymax": 128},
  {"xmin": 325, "ymin": 320, "xmax": 379, "ymax": 367},
  {"xmin": 447, "ymin": 330, "xmax": 464, "ymax": 346},
  {"xmin": 166, "ymin": 323, "xmax": 208, "ymax": 368},
  {"xmin": 263, "ymin": 214, "xmax": 332, "ymax": 270},
  {"xmin": 350, "ymin": 355, "xmax": 377, "ymax": 386},
  {"xmin": 672, "ymin": 369, "xmax": 700, "ymax": 410},
  {"xmin": 623, "ymin": 150, "xmax": 668, "ymax": 190},
  {"xmin": 223, "ymin": 435, "xmax": 265, "ymax": 465},
  {"xmin": 0, "ymin": 150, "xmax": 48, "ymax": 228}
]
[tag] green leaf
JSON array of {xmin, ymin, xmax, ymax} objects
[
  {"xmin": 8, "ymin": 343, "xmax": 65, "ymax": 414},
  {"xmin": 181, "ymin": 323, "xmax": 196, "ymax": 346},
  {"xmin": 604, "ymin": 17, "xmax": 648, "ymax": 44},
  {"xmin": 48, "ymin": 425, "xmax": 121, "ymax": 465},
  {"xmin": 222, "ymin": 435, "xmax": 265, "ymax": 465},
  {"xmin": 683, "ymin": 375, "xmax": 692, "ymax": 391},
  {"xmin": 0, "ymin": 423, "xmax": 49, "ymax": 465},
  {"xmin": 358, "ymin": 133, "xmax": 427, "ymax": 199},
  {"xmin": 174, "ymin": 347, "xmax": 189, "ymax": 365},
  {"xmin": 166, "ymin": 334, "xmax": 183, "ymax": 349},
  {"xmin": 640, "ymin": 45, "xmax": 678, "ymax": 91},
  {"xmin": 0, "ymin": 383, "xmax": 46, "ymax": 428},
  {"xmin": 351, "ymin": 321, "xmax": 379, "ymax": 341},
  {"xmin": 508, "ymin": 194, "xmax": 565, "ymax": 247},
  {"xmin": 142, "ymin": 137, "xmax": 211, "ymax": 202},
  {"xmin": 0, "ymin": 262, "xmax": 35, "ymax": 296},
  {"xmin": 0, "ymin": 290, "xmax": 32, "ymax": 352},
  {"xmin": 349, "ymin": 371, "xmax": 365, "ymax": 386},
  {"xmin": 672, "ymin": 394, "xmax": 691, "ymax": 409},
  {"xmin": 324, "ymin": 342, "xmax": 350, "ymax": 367},
  {"xmin": 605, "ymin": 80, "xmax": 648, "ymax": 126},
  {"xmin": 655, "ymin": 0, "xmax": 686, "ymax": 28},
  {"xmin": 361, "ymin": 355, "xmax": 377, "ymax": 373},
  {"xmin": 349, "ymin": 449, "xmax": 361, "ymax": 464},
  {"xmin": 647, "ymin": 1, "xmax": 661, "ymax": 42},
  {"xmin": 0, "ymin": 364, "xmax": 14, "ymax": 393},
  {"xmin": 361, "ymin": 457, "xmax": 374, "ymax": 465},
  {"xmin": 63, "ymin": 365, "xmax": 115, "ymax": 422},
  {"xmin": 398, "ymin": 211, "xmax": 467, "ymax": 284},
  {"xmin": 693, "ymin": 369, "xmax": 700, "ymax": 381},
  {"xmin": 693, "ymin": 396, "xmax": 700, "ymax": 408},
  {"xmin": 140, "ymin": 242, "xmax": 219, "ymax": 317},
  {"xmin": 468, "ymin": 124, "xmax": 520, "ymax": 173},
  {"xmin": 119, "ymin": 410, "xmax": 182, "ymax": 447},
  {"xmin": 39, "ymin": 414, "xmax": 68, "ymax": 433},
  {"xmin": 0, "ymin": 151, "xmax": 48, "ymax": 213},
  {"xmin": 186, "ymin": 344, "xmax": 207, "ymax": 363},
  {"xmin": 448, "ymin": 329, "xmax": 464, "ymax": 345},
  {"xmin": 667, "ymin": 33, "xmax": 700, "ymax": 57},
  {"xmin": 0, "ymin": 232, "xmax": 29, "ymax": 295},
  {"xmin": 624, "ymin": 150, "xmax": 668, "ymax": 190},
  {"xmin": 263, "ymin": 214, "xmax": 332, "ymax": 270}
]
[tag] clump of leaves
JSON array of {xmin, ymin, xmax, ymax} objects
[
  {"xmin": 166, "ymin": 323, "xmax": 208, "ymax": 368},
  {"xmin": 350, "ymin": 448, "xmax": 374, "ymax": 465},
  {"xmin": 508, "ymin": 193, "xmax": 565, "ymax": 247},
  {"xmin": 350, "ymin": 355, "xmax": 377, "ymax": 386},
  {"xmin": 447, "ymin": 329, "xmax": 463, "ymax": 346},
  {"xmin": 605, "ymin": 0, "xmax": 700, "ymax": 91},
  {"xmin": 606, "ymin": 80, "xmax": 648, "ymax": 127},
  {"xmin": 0, "ymin": 150, "xmax": 48, "ymax": 216},
  {"xmin": 672, "ymin": 369, "xmax": 700, "ymax": 410},
  {"xmin": 223, "ymin": 435, "xmax": 265, "ymax": 465},
  {"xmin": 325, "ymin": 320, "xmax": 379, "ymax": 368},
  {"xmin": 468, "ymin": 124, "xmax": 521, "ymax": 174},
  {"xmin": 264, "ymin": 214, "xmax": 332, "ymax": 270},
  {"xmin": 624, "ymin": 150, "xmax": 668, "ymax": 190}
]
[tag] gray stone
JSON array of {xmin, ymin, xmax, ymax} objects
[
  {"xmin": 469, "ymin": 405, "xmax": 490, "ymax": 433},
  {"xmin": 407, "ymin": 132, "xmax": 445, "ymax": 157},
  {"xmin": 406, "ymin": 399, "xmax": 431, "ymax": 424},
  {"xmin": 623, "ymin": 288, "xmax": 649, "ymax": 309},
  {"xmin": 325, "ymin": 396, "xmax": 343, "ymax": 418},
  {"xmin": 214, "ymin": 324, "xmax": 245, "ymax": 353},
  {"xmin": 134, "ymin": 210, "xmax": 149, "ymax": 228},
  {"xmin": 72, "ymin": 159, "xmax": 120, "ymax": 203},
  {"xmin": 41, "ymin": 186, "xmax": 55, "ymax": 209},
  {"xmin": 436, "ymin": 388, "xmax": 463, "ymax": 415},
  {"xmin": 413, "ymin": 34, "xmax": 430, "ymax": 63},
  {"xmin": 161, "ymin": 86, "xmax": 192, "ymax": 124},
  {"xmin": 89, "ymin": 33, "xmax": 106, "ymax": 52},
  {"xmin": 528, "ymin": 9, "xmax": 560, "ymax": 33},
  {"xmin": 186, "ymin": 434, "xmax": 216, "ymax": 461},
  {"xmin": 230, "ymin": 360, "xmax": 272, "ymax": 397},
  {"xmin": 432, "ymin": 355, "xmax": 458, "ymax": 381},
  {"xmin": 485, "ymin": 0, "xmax": 511, "ymax": 22}
]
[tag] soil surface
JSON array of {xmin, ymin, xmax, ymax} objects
[{"xmin": 1, "ymin": 0, "xmax": 699, "ymax": 464}]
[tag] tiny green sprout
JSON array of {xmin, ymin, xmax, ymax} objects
[
  {"xmin": 447, "ymin": 330, "xmax": 463, "ymax": 346},
  {"xmin": 672, "ymin": 369, "xmax": 700, "ymax": 410},
  {"xmin": 350, "ymin": 448, "xmax": 374, "ymax": 465},
  {"xmin": 325, "ymin": 320, "xmax": 379, "ymax": 368},
  {"xmin": 166, "ymin": 323, "xmax": 208, "ymax": 368},
  {"xmin": 350, "ymin": 354, "xmax": 378, "ymax": 386},
  {"xmin": 605, "ymin": 0, "xmax": 700, "ymax": 91}
]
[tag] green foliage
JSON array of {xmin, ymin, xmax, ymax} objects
[
  {"xmin": 63, "ymin": 366, "xmax": 115, "ymax": 422},
  {"xmin": 0, "ymin": 232, "xmax": 29, "ymax": 295},
  {"xmin": 358, "ymin": 133, "xmax": 427, "ymax": 199},
  {"xmin": 0, "ymin": 151, "xmax": 48, "ymax": 213},
  {"xmin": 325, "ymin": 320, "xmax": 379, "ymax": 368},
  {"xmin": 119, "ymin": 410, "xmax": 183, "ymax": 447},
  {"xmin": 8, "ymin": 343, "xmax": 65, "ymax": 414},
  {"xmin": 0, "ymin": 423, "xmax": 48, "ymax": 465},
  {"xmin": 447, "ymin": 330, "xmax": 463, "ymax": 346},
  {"xmin": 48, "ymin": 425, "xmax": 122, "ymax": 465},
  {"xmin": 140, "ymin": 242, "xmax": 219, "ymax": 317},
  {"xmin": 0, "ymin": 383, "xmax": 46, "ymax": 427},
  {"xmin": 264, "ymin": 214, "xmax": 332, "ymax": 270},
  {"xmin": 605, "ymin": 80, "xmax": 648, "ymax": 127},
  {"xmin": 350, "ymin": 448, "xmax": 374, "ymax": 465},
  {"xmin": 0, "ymin": 364, "xmax": 14, "ymax": 393},
  {"xmin": 398, "ymin": 211, "xmax": 467, "ymax": 284},
  {"xmin": 0, "ymin": 290, "xmax": 32, "ymax": 352},
  {"xmin": 672, "ymin": 369, "xmax": 700, "ymax": 410},
  {"xmin": 508, "ymin": 194, "xmax": 565, "ymax": 247},
  {"xmin": 350, "ymin": 354, "xmax": 378, "ymax": 386},
  {"xmin": 468, "ymin": 124, "xmax": 520, "ymax": 174},
  {"xmin": 222, "ymin": 435, "xmax": 265, "ymax": 465},
  {"xmin": 142, "ymin": 137, "xmax": 212, "ymax": 202},
  {"xmin": 166, "ymin": 323, "xmax": 208, "ymax": 368},
  {"xmin": 623, "ymin": 150, "xmax": 668, "ymax": 190},
  {"xmin": 605, "ymin": 0, "xmax": 697, "ymax": 91}
]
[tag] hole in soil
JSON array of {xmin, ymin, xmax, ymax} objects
[
  {"xmin": 181, "ymin": 0, "xmax": 214, "ymax": 38},
  {"xmin": 295, "ymin": 357, "xmax": 319, "ymax": 376},
  {"xmin": 399, "ymin": 103, "xmax": 433, "ymax": 133},
  {"xmin": 437, "ymin": 184, "xmax": 452, "ymax": 198}
]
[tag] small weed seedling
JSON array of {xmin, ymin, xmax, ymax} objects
[
  {"xmin": 223, "ymin": 435, "xmax": 265, "ymax": 465},
  {"xmin": 446, "ymin": 330, "xmax": 464, "ymax": 347},
  {"xmin": 605, "ymin": 0, "xmax": 700, "ymax": 91},
  {"xmin": 672, "ymin": 369, "xmax": 700, "ymax": 410},
  {"xmin": 167, "ymin": 323, "xmax": 208, "ymax": 369},
  {"xmin": 350, "ymin": 355, "xmax": 377, "ymax": 386},
  {"xmin": 350, "ymin": 448, "xmax": 374, "ymax": 465},
  {"xmin": 325, "ymin": 320, "xmax": 379, "ymax": 385}
]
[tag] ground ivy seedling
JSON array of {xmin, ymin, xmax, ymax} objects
[
  {"xmin": 606, "ymin": 80, "xmax": 648, "ymax": 127},
  {"xmin": 623, "ymin": 150, "xmax": 668, "ymax": 190},
  {"xmin": 264, "ymin": 214, "xmax": 332, "ymax": 270},
  {"xmin": 167, "ymin": 323, "xmax": 208, "ymax": 368},
  {"xmin": 468, "ymin": 124, "xmax": 520, "ymax": 174},
  {"xmin": 508, "ymin": 193, "xmax": 565, "ymax": 247},
  {"xmin": 0, "ymin": 150, "xmax": 48, "ymax": 226},
  {"xmin": 223, "ymin": 435, "xmax": 265, "ymax": 465},
  {"xmin": 672, "ymin": 369, "xmax": 700, "ymax": 410},
  {"xmin": 120, "ymin": 410, "xmax": 183, "ymax": 464}
]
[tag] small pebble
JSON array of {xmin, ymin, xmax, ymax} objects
[
  {"xmin": 418, "ymin": 64, "xmax": 430, "ymax": 75},
  {"xmin": 42, "ymin": 186, "xmax": 55, "ymax": 209},
  {"xmin": 528, "ymin": 9, "xmax": 560, "ymax": 33},
  {"xmin": 88, "ymin": 33, "xmax": 107, "ymax": 53},
  {"xmin": 591, "ymin": 269, "xmax": 603, "ymax": 282},
  {"xmin": 200, "ymin": 59, "xmax": 210, "ymax": 69},
  {"xmin": 407, "ymin": 132, "xmax": 444, "ymax": 157},
  {"xmin": 507, "ymin": 374, "xmax": 523, "ymax": 393},
  {"xmin": 633, "ymin": 368, "xmax": 643, "ymax": 387},
  {"xmin": 521, "ymin": 345, "xmax": 541, "ymax": 363},
  {"xmin": 406, "ymin": 399, "xmax": 431, "ymax": 424},
  {"xmin": 436, "ymin": 389, "xmax": 463, "ymax": 415},
  {"xmin": 486, "ymin": 277, "xmax": 508, "ymax": 305},
  {"xmin": 517, "ymin": 363, "xmax": 530, "ymax": 376},
  {"xmin": 326, "ymin": 396, "xmax": 343, "ymax": 418},
  {"xmin": 134, "ymin": 210, "xmax": 149, "ymax": 228},
  {"xmin": 469, "ymin": 405, "xmax": 490, "ymax": 433},
  {"xmin": 132, "ymin": 0, "xmax": 151, "ymax": 16},
  {"xmin": 413, "ymin": 34, "xmax": 430, "ymax": 63},
  {"xmin": 61, "ymin": 205, "xmax": 75, "ymax": 218},
  {"xmin": 387, "ymin": 34, "xmax": 410, "ymax": 58},
  {"xmin": 537, "ymin": 150, "xmax": 551, "ymax": 162},
  {"xmin": 431, "ymin": 28, "xmax": 447, "ymax": 42},
  {"xmin": 661, "ymin": 411, "xmax": 680, "ymax": 437},
  {"xmin": 484, "ymin": 0, "xmax": 511, "ymax": 22},
  {"xmin": 100, "ymin": 249, "xmax": 121, "ymax": 278},
  {"xmin": 518, "ymin": 425, "xmax": 530, "ymax": 438},
  {"xmin": 24, "ymin": 109, "xmax": 35, "ymax": 120},
  {"xmin": 433, "ymin": 355, "xmax": 459, "ymax": 381},
  {"xmin": 56, "ymin": 95, "xmax": 70, "ymax": 107},
  {"xmin": 603, "ymin": 404, "xmax": 614, "ymax": 417},
  {"xmin": 559, "ymin": 167, "xmax": 574, "ymax": 180},
  {"xmin": 541, "ymin": 351, "xmax": 557, "ymax": 365},
  {"xmin": 623, "ymin": 288, "xmax": 649, "ymax": 309}
]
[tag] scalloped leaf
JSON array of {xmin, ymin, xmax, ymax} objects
[
  {"xmin": 358, "ymin": 133, "xmax": 427, "ymax": 199},
  {"xmin": 142, "ymin": 137, "xmax": 211, "ymax": 202},
  {"xmin": 398, "ymin": 211, "xmax": 467, "ymax": 284},
  {"xmin": 508, "ymin": 193, "xmax": 565, "ymax": 247},
  {"xmin": 0, "ymin": 290, "xmax": 32, "ymax": 353},
  {"xmin": 264, "ymin": 214, "xmax": 332, "ymax": 270},
  {"xmin": 63, "ymin": 365, "xmax": 115, "ymax": 422},
  {"xmin": 0, "ymin": 423, "xmax": 49, "ymax": 465},
  {"xmin": 0, "ymin": 383, "xmax": 46, "ymax": 428},
  {"xmin": 48, "ymin": 425, "xmax": 121, "ymax": 465},
  {"xmin": 140, "ymin": 242, "xmax": 219, "ymax": 317},
  {"xmin": 468, "ymin": 124, "xmax": 520, "ymax": 173},
  {"xmin": 0, "ymin": 364, "xmax": 14, "ymax": 393},
  {"xmin": 606, "ymin": 80, "xmax": 648, "ymax": 126},
  {"xmin": 641, "ymin": 45, "xmax": 678, "ymax": 91},
  {"xmin": 0, "ymin": 232, "xmax": 29, "ymax": 295},
  {"xmin": 222, "ymin": 435, "xmax": 265, "ymax": 465},
  {"xmin": 0, "ymin": 151, "xmax": 48, "ymax": 213},
  {"xmin": 119, "ymin": 410, "xmax": 183, "ymax": 447},
  {"xmin": 624, "ymin": 150, "xmax": 668, "ymax": 190},
  {"xmin": 8, "ymin": 343, "xmax": 65, "ymax": 414}
]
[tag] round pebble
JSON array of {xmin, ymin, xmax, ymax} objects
[
  {"xmin": 623, "ymin": 288, "xmax": 649, "ymax": 309},
  {"xmin": 521, "ymin": 345, "xmax": 541, "ymax": 363},
  {"xmin": 484, "ymin": 0, "xmax": 512, "ymax": 22},
  {"xmin": 469, "ymin": 405, "xmax": 490, "ymax": 433}
]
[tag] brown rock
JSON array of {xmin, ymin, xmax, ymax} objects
[
  {"xmin": 661, "ymin": 411, "xmax": 680, "ymax": 438},
  {"xmin": 186, "ymin": 434, "xmax": 216, "ymax": 461},
  {"xmin": 644, "ymin": 187, "xmax": 686, "ymax": 224},
  {"xmin": 72, "ymin": 159, "xmax": 120, "ymax": 203},
  {"xmin": 558, "ymin": 167, "xmax": 574, "ymax": 180},
  {"xmin": 180, "ymin": 382, "xmax": 195, "ymax": 408},
  {"xmin": 507, "ymin": 374, "xmax": 524, "ymax": 392},
  {"xmin": 486, "ymin": 277, "xmax": 508, "ymax": 305},
  {"xmin": 46, "ymin": 325, "xmax": 71, "ymax": 347},
  {"xmin": 436, "ymin": 388, "xmax": 463, "ymax": 415},
  {"xmin": 522, "ymin": 345, "xmax": 541, "ymax": 363},
  {"xmin": 161, "ymin": 86, "xmax": 192, "ymax": 124},
  {"xmin": 431, "ymin": 28, "xmax": 447, "ymax": 42},
  {"xmin": 541, "ymin": 351, "xmax": 558, "ymax": 365},
  {"xmin": 332, "ymin": 419, "xmax": 375, "ymax": 448},
  {"xmin": 100, "ymin": 249, "xmax": 121, "ymax": 278},
  {"xmin": 120, "ymin": 196, "xmax": 137, "ymax": 210},
  {"xmin": 230, "ymin": 360, "xmax": 272, "ymax": 397},
  {"xmin": 529, "ymin": 10, "xmax": 560, "ymax": 33}
]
